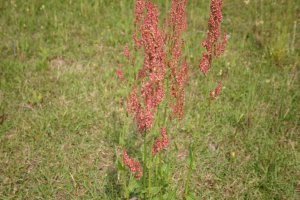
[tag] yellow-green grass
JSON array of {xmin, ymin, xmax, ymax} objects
[{"xmin": 0, "ymin": 0, "xmax": 299, "ymax": 199}]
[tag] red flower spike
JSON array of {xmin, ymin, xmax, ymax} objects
[
  {"xmin": 215, "ymin": 80, "xmax": 222, "ymax": 96},
  {"xmin": 167, "ymin": 0, "xmax": 188, "ymax": 120},
  {"xmin": 161, "ymin": 128, "xmax": 169, "ymax": 148},
  {"xmin": 123, "ymin": 44, "xmax": 130, "ymax": 61},
  {"xmin": 169, "ymin": 0, "xmax": 187, "ymax": 38},
  {"xmin": 127, "ymin": 1, "xmax": 167, "ymax": 133},
  {"xmin": 116, "ymin": 69, "xmax": 124, "ymax": 80},
  {"xmin": 199, "ymin": 53, "xmax": 210, "ymax": 76},
  {"xmin": 134, "ymin": 0, "xmax": 145, "ymax": 26},
  {"xmin": 210, "ymin": 80, "xmax": 222, "ymax": 100},
  {"xmin": 116, "ymin": 64, "xmax": 125, "ymax": 81},
  {"xmin": 199, "ymin": 0, "xmax": 226, "ymax": 75},
  {"xmin": 122, "ymin": 149, "xmax": 142, "ymax": 179},
  {"xmin": 127, "ymin": 86, "xmax": 140, "ymax": 114},
  {"xmin": 152, "ymin": 128, "xmax": 169, "ymax": 156}
]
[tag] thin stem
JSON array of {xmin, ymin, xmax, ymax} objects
[
  {"xmin": 184, "ymin": 164, "xmax": 192, "ymax": 197},
  {"xmin": 184, "ymin": 143, "xmax": 194, "ymax": 198},
  {"xmin": 143, "ymin": 132, "xmax": 147, "ymax": 199},
  {"xmin": 148, "ymin": 150, "xmax": 151, "ymax": 198},
  {"xmin": 159, "ymin": 153, "xmax": 162, "ymax": 178},
  {"xmin": 155, "ymin": 156, "xmax": 158, "ymax": 186},
  {"xmin": 148, "ymin": 137, "xmax": 155, "ymax": 198}
]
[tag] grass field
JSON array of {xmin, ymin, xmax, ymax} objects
[{"xmin": 0, "ymin": 0, "xmax": 299, "ymax": 199}]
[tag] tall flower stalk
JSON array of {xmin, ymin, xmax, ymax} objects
[
  {"xmin": 199, "ymin": 0, "xmax": 227, "ymax": 76},
  {"xmin": 116, "ymin": 0, "xmax": 227, "ymax": 198}
]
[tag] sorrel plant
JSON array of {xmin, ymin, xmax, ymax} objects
[{"xmin": 116, "ymin": 0, "xmax": 227, "ymax": 198}]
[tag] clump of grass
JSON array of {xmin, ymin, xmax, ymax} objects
[{"xmin": 0, "ymin": 0, "xmax": 299, "ymax": 199}]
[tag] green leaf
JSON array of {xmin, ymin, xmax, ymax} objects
[
  {"xmin": 152, "ymin": 197, "xmax": 160, "ymax": 200},
  {"xmin": 146, "ymin": 161, "xmax": 152, "ymax": 169},
  {"xmin": 119, "ymin": 137, "xmax": 125, "ymax": 146},
  {"xmin": 174, "ymin": 141, "xmax": 178, "ymax": 151},
  {"xmin": 148, "ymin": 186, "xmax": 162, "ymax": 196},
  {"xmin": 186, "ymin": 193, "xmax": 197, "ymax": 200},
  {"xmin": 161, "ymin": 163, "xmax": 168, "ymax": 173},
  {"xmin": 128, "ymin": 178, "xmax": 139, "ymax": 193},
  {"xmin": 188, "ymin": 142, "xmax": 195, "ymax": 165},
  {"xmin": 117, "ymin": 159, "xmax": 125, "ymax": 171},
  {"xmin": 163, "ymin": 190, "xmax": 176, "ymax": 199}
]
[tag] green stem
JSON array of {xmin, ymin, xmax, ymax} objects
[
  {"xmin": 184, "ymin": 164, "xmax": 192, "ymax": 197},
  {"xmin": 184, "ymin": 143, "xmax": 194, "ymax": 198},
  {"xmin": 123, "ymin": 171, "xmax": 129, "ymax": 199},
  {"xmin": 159, "ymin": 153, "xmax": 163, "ymax": 199},
  {"xmin": 143, "ymin": 132, "xmax": 147, "ymax": 199},
  {"xmin": 148, "ymin": 151, "xmax": 151, "ymax": 198},
  {"xmin": 155, "ymin": 156, "xmax": 158, "ymax": 186},
  {"xmin": 159, "ymin": 153, "xmax": 162, "ymax": 177}
]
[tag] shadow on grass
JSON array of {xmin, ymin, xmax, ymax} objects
[
  {"xmin": 103, "ymin": 111, "xmax": 140, "ymax": 199},
  {"xmin": 104, "ymin": 167, "xmax": 122, "ymax": 200}
]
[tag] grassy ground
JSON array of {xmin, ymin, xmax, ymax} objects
[{"xmin": 0, "ymin": 0, "xmax": 299, "ymax": 199}]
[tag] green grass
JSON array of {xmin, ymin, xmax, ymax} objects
[{"xmin": 0, "ymin": 0, "xmax": 299, "ymax": 199}]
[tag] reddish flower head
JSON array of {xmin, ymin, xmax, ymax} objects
[
  {"xmin": 116, "ymin": 69, "xmax": 124, "ymax": 80},
  {"xmin": 167, "ymin": 0, "xmax": 188, "ymax": 120},
  {"xmin": 122, "ymin": 149, "xmax": 142, "ymax": 179},
  {"xmin": 199, "ymin": 53, "xmax": 210, "ymax": 76},
  {"xmin": 116, "ymin": 64, "xmax": 125, "ymax": 81},
  {"xmin": 199, "ymin": 0, "xmax": 226, "ymax": 75},
  {"xmin": 152, "ymin": 128, "xmax": 169, "ymax": 155},
  {"xmin": 123, "ymin": 43, "xmax": 130, "ymax": 61},
  {"xmin": 210, "ymin": 80, "xmax": 222, "ymax": 99},
  {"xmin": 127, "ymin": 1, "xmax": 167, "ymax": 133},
  {"xmin": 134, "ymin": 0, "xmax": 145, "ymax": 26}
]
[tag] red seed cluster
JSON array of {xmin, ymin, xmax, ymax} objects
[
  {"xmin": 134, "ymin": 0, "xmax": 145, "ymax": 26},
  {"xmin": 123, "ymin": 43, "xmax": 130, "ymax": 61},
  {"xmin": 116, "ymin": 69, "xmax": 124, "ymax": 80},
  {"xmin": 152, "ymin": 128, "xmax": 169, "ymax": 155},
  {"xmin": 199, "ymin": 0, "xmax": 227, "ymax": 75},
  {"xmin": 133, "ymin": 0, "xmax": 145, "ymax": 49},
  {"xmin": 127, "ymin": 0, "xmax": 189, "ymax": 129},
  {"xmin": 169, "ymin": 0, "xmax": 187, "ymax": 38},
  {"xmin": 168, "ymin": 0, "xmax": 188, "ymax": 119},
  {"xmin": 199, "ymin": 53, "xmax": 210, "ymax": 76},
  {"xmin": 116, "ymin": 64, "xmax": 124, "ymax": 81},
  {"xmin": 127, "ymin": 1, "xmax": 167, "ymax": 133},
  {"xmin": 170, "ymin": 58, "xmax": 188, "ymax": 119},
  {"xmin": 214, "ymin": 32, "xmax": 227, "ymax": 58},
  {"xmin": 127, "ymin": 86, "xmax": 154, "ymax": 132},
  {"xmin": 122, "ymin": 149, "xmax": 142, "ymax": 179},
  {"xmin": 210, "ymin": 80, "xmax": 222, "ymax": 99}
]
